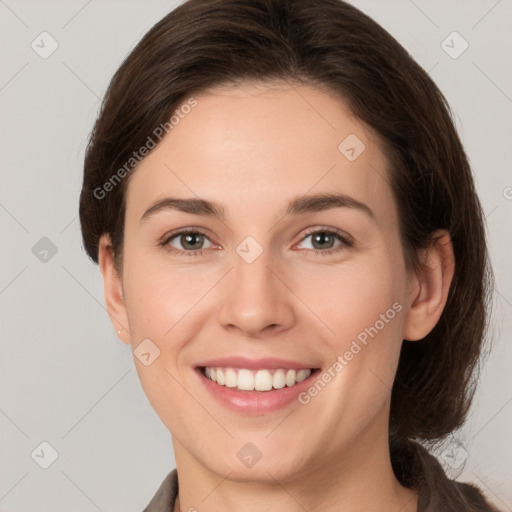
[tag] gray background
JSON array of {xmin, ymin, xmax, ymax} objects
[{"xmin": 0, "ymin": 0, "xmax": 511, "ymax": 510}]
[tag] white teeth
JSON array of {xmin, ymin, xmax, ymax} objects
[
  {"xmin": 272, "ymin": 369, "xmax": 286, "ymax": 389},
  {"xmin": 296, "ymin": 369, "xmax": 310, "ymax": 382},
  {"xmin": 203, "ymin": 367, "xmax": 312, "ymax": 391},
  {"xmin": 224, "ymin": 368, "xmax": 238, "ymax": 388},
  {"xmin": 255, "ymin": 370, "xmax": 273, "ymax": 391},
  {"xmin": 237, "ymin": 369, "xmax": 254, "ymax": 391},
  {"xmin": 285, "ymin": 369, "xmax": 296, "ymax": 387}
]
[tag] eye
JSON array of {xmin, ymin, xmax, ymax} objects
[
  {"xmin": 160, "ymin": 226, "xmax": 353, "ymax": 257},
  {"xmin": 161, "ymin": 228, "xmax": 216, "ymax": 256},
  {"xmin": 295, "ymin": 228, "xmax": 353, "ymax": 255}
]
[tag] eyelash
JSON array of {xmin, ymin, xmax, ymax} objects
[{"xmin": 159, "ymin": 226, "xmax": 354, "ymax": 257}]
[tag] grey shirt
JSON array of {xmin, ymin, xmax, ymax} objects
[{"xmin": 143, "ymin": 440, "xmax": 499, "ymax": 511}]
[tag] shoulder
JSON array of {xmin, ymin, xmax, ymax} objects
[{"xmin": 142, "ymin": 469, "xmax": 178, "ymax": 512}]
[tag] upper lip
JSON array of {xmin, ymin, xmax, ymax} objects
[{"xmin": 195, "ymin": 356, "xmax": 318, "ymax": 370}]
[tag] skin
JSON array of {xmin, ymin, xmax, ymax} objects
[{"xmin": 99, "ymin": 82, "xmax": 454, "ymax": 511}]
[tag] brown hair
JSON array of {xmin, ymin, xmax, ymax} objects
[{"xmin": 79, "ymin": 0, "xmax": 492, "ymax": 442}]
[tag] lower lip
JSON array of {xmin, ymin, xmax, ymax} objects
[{"xmin": 195, "ymin": 368, "xmax": 319, "ymax": 414}]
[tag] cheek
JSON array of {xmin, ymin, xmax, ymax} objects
[
  {"xmin": 122, "ymin": 247, "xmax": 218, "ymax": 339},
  {"xmin": 292, "ymin": 253, "xmax": 404, "ymax": 337},
  {"xmin": 292, "ymin": 251, "xmax": 407, "ymax": 402}
]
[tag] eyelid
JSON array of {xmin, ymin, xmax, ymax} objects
[{"xmin": 160, "ymin": 226, "xmax": 212, "ymax": 243}]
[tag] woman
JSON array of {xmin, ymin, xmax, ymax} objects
[{"xmin": 79, "ymin": 0, "xmax": 497, "ymax": 510}]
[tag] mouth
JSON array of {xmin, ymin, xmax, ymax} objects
[
  {"xmin": 199, "ymin": 366, "xmax": 315, "ymax": 392},
  {"xmin": 194, "ymin": 357, "xmax": 321, "ymax": 414}
]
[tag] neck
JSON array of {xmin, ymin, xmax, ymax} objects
[{"xmin": 172, "ymin": 414, "xmax": 417, "ymax": 512}]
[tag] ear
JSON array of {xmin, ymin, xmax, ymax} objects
[
  {"xmin": 403, "ymin": 230, "xmax": 455, "ymax": 341},
  {"xmin": 98, "ymin": 234, "xmax": 131, "ymax": 345}
]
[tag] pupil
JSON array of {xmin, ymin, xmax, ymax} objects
[
  {"xmin": 182, "ymin": 233, "xmax": 202, "ymax": 250},
  {"xmin": 313, "ymin": 232, "xmax": 333, "ymax": 249}
]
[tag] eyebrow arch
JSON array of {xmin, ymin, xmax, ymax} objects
[
  {"xmin": 140, "ymin": 192, "xmax": 375, "ymax": 223},
  {"xmin": 285, "ymin": 193, "xmax": 375, "ymax": 221},
  {"xmin": 140, "ymin": 197, "xmax": 226, "ymax": 223}
]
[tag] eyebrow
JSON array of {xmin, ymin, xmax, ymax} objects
[{"xmin": 140, "ymin": 192, "xmax": 375, "ymax": 223}]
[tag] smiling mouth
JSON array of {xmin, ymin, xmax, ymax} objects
[{"xmin": 199, "ymin": 366, "xmax": 318, "ymax": 392}]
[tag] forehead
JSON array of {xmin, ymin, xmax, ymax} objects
[{"xmin": 125, "ymin": 82, "xmax": 396, "ymax": 228}]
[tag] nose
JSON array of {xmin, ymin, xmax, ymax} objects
[{"xmin": 217, "ymin": 247, "xmax": 295, "ymax": 338}]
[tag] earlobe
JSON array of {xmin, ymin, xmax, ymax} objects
[
  {"xmin": 98, "ymin": 234, "xmax": 131, "ymax": 344},
  {"xmin": 402, "ymin": 230, "xmax": 455, "ymax": 342}
]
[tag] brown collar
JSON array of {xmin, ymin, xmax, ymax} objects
[{"xmin": 143, "ymin": 440, "xmax": 499, "ymax": 511}]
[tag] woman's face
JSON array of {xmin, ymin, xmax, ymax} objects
[{"xmin": 115, "ymin": 82, "xmax": 417, "ymax": 481}]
